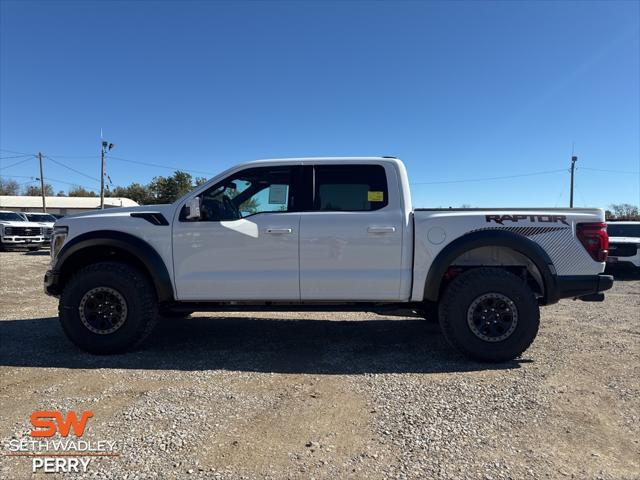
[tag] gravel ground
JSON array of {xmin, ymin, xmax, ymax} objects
[{"xmin": 0, "ymin": 250, "xmax": 638, "ymax": 479}]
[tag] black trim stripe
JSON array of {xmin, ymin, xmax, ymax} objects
[
  {"xmin": 471, "ymin": 226, "xmax": 569, "ymax": 237},
  {"xmin": 130, "ymin": 212, "xmax": 169, "ymax": 226}
]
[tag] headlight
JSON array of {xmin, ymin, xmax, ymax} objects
[{"xmin": 51, "ymin": 226, "xmax": 68, "ymax": 264}]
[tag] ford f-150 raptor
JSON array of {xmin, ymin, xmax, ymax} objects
[{"xmin": 44, "ymin": 157, "xmax": 613, "ymax": 361}]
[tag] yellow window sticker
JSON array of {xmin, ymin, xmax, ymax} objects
[{"xmin": 368, "ymin": 191, "xmax": 384, "ymax": 202}]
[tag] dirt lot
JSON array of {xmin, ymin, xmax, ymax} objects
[{"xmin": 0, "ymin": 251, "xmax": 639, "ymax": 479}]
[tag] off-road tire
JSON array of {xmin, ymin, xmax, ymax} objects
[
  {"xmin": 59, "ymin": 261, "xmax": 158, "ymax": 354},
  {"xmin": 438, "ymin": 267, "xmax": 540, "ymax": 362}
]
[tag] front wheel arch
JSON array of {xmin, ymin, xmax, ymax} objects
[{"xmin": 55, "ymin": 231, "xmax": 174, "ymax": 302}]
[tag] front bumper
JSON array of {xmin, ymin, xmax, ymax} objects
[
  {"xmin": 551, "ymin": 274, "xmax": 614, "ymax": 302},
  {"xmin": 607, "ymin": 254, "xmax": 640, "ymax": 268},
  {"xmin": 1, "ymin": 236, "xmax": 45, "ymax": 245}
]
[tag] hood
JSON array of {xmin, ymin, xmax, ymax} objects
[
  {"xmin": 56, "ymin": 205, "xmax": 174, "ymax": 225},
  {"xmin": 29, "ymin": 221, "xmax": 55, "ymax": 227},
  {"xmin": 0, "ymin": 220, "xmax": 48, "ymax": 228}
]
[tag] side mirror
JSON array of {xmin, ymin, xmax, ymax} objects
[{"xmin": 185, "ymin": 196, "xmax": 201, "ymax": 220}]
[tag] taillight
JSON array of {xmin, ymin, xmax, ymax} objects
[{"xmin": 576, "ymin": 222, "xmax": 608, "ymax": 262}]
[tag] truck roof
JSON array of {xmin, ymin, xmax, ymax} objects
[{"xmin": 244, "ymin": 156, "xmax": 402, "ymax": 166}]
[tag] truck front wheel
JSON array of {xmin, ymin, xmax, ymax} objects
[
  {"xmin": 59, "ymin": 261, "xmax": 158, "ymax": 354},
  {"xmin": 438, "ymin": 267, "xmax": 540, "ymax": 362}
]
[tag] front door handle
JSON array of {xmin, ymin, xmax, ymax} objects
[
  {"xmin": 367, "ymin": 226, "xmax": 396, "ymax": 234},
  {"xmin": 266, "ymin": 228, "xmax": 293, "ymax": 234}
]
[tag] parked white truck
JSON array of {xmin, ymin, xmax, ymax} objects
[
  {"xmin": 0, "ymin": 210, "xmax": 48, "ymax": 251},
  {"xmin": 45, "ymin": 157, "xmax": 613, "ymax": 361}
]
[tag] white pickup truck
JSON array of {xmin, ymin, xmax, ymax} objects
[
  {"xmin": 0, "ymin": 210, "xmax": 48, "ymax": 251},
  {"xmin": 45, "ymin": 157, "xmax": 613, "ymax": 361}
]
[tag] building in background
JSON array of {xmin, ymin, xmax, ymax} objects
[{"xmin": 0, "ymin": 196, "xmax": 138, "ymax": 216}]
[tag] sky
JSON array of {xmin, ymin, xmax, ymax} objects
[{"xmin": 1, "ymin": 0, "xmax": 639, "ymax": 208}]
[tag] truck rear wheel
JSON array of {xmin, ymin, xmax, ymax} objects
[
  {"xmin": 59, "ymin": 261, "xmax": 158, "ymax": 354},
  {"xmin": 438, "ymin": 267, "xmax": 539, "ymax": 362}
]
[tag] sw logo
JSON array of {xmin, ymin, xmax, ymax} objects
[
  {"xmin": 27, "ymin": 411, "xmax": 95, "ymax": 473},
  {"xmin": 30, "ymin": 411, "xmax": 93, "ymax": 437}
]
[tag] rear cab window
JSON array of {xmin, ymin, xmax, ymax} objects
[{"xmin": 313, "ymin": 164, "xmax": 389, "ymax": 212}]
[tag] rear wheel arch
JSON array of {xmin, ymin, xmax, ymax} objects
[
  {"xmin": 55, "ymin": 231, "xmax": 174, "ymax": 302},
  {"xmin": 423, "ymin": 230, "xmax": 556, "ymax": 303}
]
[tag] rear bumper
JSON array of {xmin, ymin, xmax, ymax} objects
[{"xmin": 550, "ymin": 274, "xmax": 614, "ymax": 303}]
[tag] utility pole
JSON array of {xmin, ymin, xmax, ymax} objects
[
  {"xmin": 38, "ymin": 152, "xmax": 47, "ymax": 213},
  {"xmin": 100, "ymin": 138, "xmax": 114, "ymax": 209},
  {"xmin": 569, "ymin": 155, "xmax": 578, "ymax": 208},
  {"xmin": 100, "ymin": 141, "xmax": 106, "ymax": 209}
]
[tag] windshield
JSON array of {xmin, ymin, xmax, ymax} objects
[
  {"xmin": 608, "ymin": 224, "xmax": 640, "ymax": 238},
  {"xmin": 26, "ymin": 213, "xmax": 56, "ymax": 222},
  {"xmin": 0, "ymin": 212, "xmax": 25, "ymax": 221}
]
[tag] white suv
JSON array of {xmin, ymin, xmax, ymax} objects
[{"xmin": 607, "ymin": 221, "xmax": 640, "ymax": 269}]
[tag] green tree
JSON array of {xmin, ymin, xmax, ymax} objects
[
  {"xmin": 148, "ymin": 171, "xmax": 194, "ymax": 204},
  {"xmin": 68, "ymin": 186, "xmax": 97, "ymax": 197},
  {"xmin": 111, "ymin": 183, "xmax": 154, "ymax": 205},
  {"xmin": 194, "ymin": 176, "xmax": 208, "ymax": 187}
]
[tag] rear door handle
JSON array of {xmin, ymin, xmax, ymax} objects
[
  {"xmin": 266, "ymin": 228, "xmax": 293, "ymax": 234},
  {"xmin": 367, "ymin": 226, "xmax": 396, "ymax": 234}
]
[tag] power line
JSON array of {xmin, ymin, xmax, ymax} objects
[
  {"xmin": 0, "ymin": 156, "xmax": 36, "ymax": 170},
  {"xmin": 578, "ymin": 166, "xmax": 640, "ymax": 175},
  {"xmin": 410, "ymin": 169, "xmax": 567, "ymax": 185},
  {"xmin": 0, "ymin": 154, "xmax": 34, "ymax": 160},
  {"xmin": 0, "ymin": 174, "xmax": 96, "ymax": 190},
  {"xmin": 44, "ymin": 155, "xmax": 101, "ymax": 183},
  {"xmin": 0, "ymin": 148, "xmax": 35, "ymax": 156},
  {"xmin": 106, "ymin": 155, "xmax": 215, "ymax": 176},
  {"xmin": 0, "ymin": 174, "xmax": 35, "ymax": 179}
]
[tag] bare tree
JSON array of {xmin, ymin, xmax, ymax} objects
[
  {"xmin": 609, "ymin": 203, "xmax": 640, "ymax": 220},
  {"xmin": 0, "ymin": 178, "xmax": 20, "ymax": 195}
]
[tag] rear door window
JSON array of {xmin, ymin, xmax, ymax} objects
[{"xmin": 313, "ymin": 165, "xmax": 388, "ymax": 211}]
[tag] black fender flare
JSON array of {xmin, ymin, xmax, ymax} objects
[
  {"xmin": 55, "ymin": 230, "xmax": 174, "ymax": 302},
  {"xmin": 423, "ymin": 230, "xmax": 557, "ymax": 303}
]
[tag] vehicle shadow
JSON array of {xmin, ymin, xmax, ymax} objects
[
  {"xmin": 0, "ymin": 315, "xmax": 528, "ymax": 374},
  {"xmin": 24, "ymin": 250, "xmax": 50, "ymax": 256}
]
